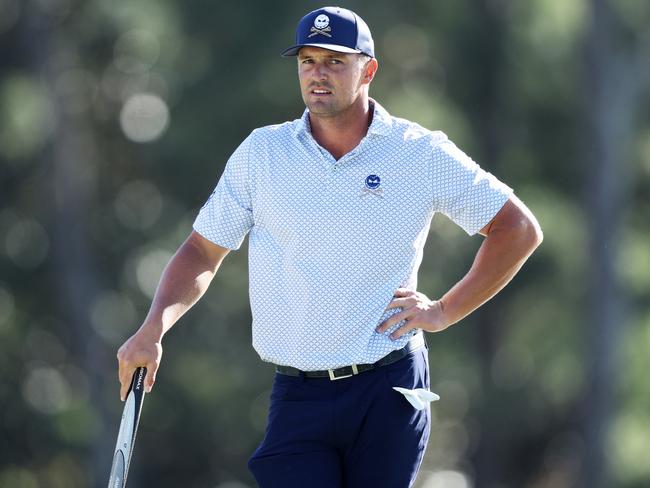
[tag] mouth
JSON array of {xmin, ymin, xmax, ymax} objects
[{"xmin": 310, "ymin": 88, "xmax": 332, "ymax": 96}]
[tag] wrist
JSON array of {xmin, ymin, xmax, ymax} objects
[
  {"xmin": 436, "ymin": 296, "xmax": 454, "ymax": 329},
  {"xmin": 139, "ymin": 321, "xmax": 165, "ymax": 343}
]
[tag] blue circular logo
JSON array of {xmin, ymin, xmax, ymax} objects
[{"xmin": 365, "ymin": 174, "xmax": 381, "ymax": 190}]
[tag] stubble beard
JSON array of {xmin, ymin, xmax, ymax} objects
[
  {"xmin": 302, "ymin": 88, "xmax": 342, "ymax": 117},
  {"xmin": 303, "ymin": 88, "xmax": 363, "ymax": 119},
  {"xmin": 305, "ymin": 99, "xmax": 339, "ymax": 117}
]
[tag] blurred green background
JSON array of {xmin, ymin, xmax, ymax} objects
[{"xmin": 1, "ymin": 0, "xmax": 649, "ymax": 487}]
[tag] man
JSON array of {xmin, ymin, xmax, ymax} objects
[{"xmin": 116, "ymin": 6, "xmax": 543, "ymax": 487}]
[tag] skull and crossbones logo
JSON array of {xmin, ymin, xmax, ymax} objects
[
  {"xmin": 360, "ymin": 175, "xmax": 384, "ymax": 198},
  {"xmin": 309, "ymin": 14, "xmax": 332, "ymax": 37}
]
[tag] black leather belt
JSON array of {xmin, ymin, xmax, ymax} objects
[{"xmin": 275, "ymin": 332, "xmax": 427, "ymax": 381}]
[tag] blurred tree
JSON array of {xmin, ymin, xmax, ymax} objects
[
  {"xmin": 579, "ymin": 0, "xmax": 650, "ymax": 486},
  {"xmin": 18, "ymin": 1, "xmax": 112, "ymax": 484},
  {"xmin": 460, "ymin": 0, "xmax": 514, "ymax": 484}
]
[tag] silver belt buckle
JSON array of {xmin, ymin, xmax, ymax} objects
[{"xmin": 328, "ymin": 364, "xmax": 359, "ymax": 381}]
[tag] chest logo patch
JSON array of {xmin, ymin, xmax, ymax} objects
[{"xmin": 361, "ymin": 174, "xmax": 384, "ymax": 198}]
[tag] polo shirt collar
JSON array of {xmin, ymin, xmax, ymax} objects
[
  {"xmin": 293, "ymin": 98, "xmax": 392, "ymax": 138},
  {"xmin": 367, "ymin": 99, "xmax": 392, "ymax": 136}
]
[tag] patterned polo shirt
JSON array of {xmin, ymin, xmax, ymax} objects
[{"xmin": 194, "ymin": 100, "xmax": 512, "ymax": 370}]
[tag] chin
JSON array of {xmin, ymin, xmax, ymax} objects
[{"xmin": 306, "ymin": 102, "xmax": 337, "ymax": 116}]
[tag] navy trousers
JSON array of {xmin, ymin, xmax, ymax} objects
[{"xmin": 248, "ymin": 346, "xmax": 431, "ymax": 487}]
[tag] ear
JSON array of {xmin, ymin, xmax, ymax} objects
[{"xmin": 361, "ymin": 58, "xmax": 379, "ymax": 85}]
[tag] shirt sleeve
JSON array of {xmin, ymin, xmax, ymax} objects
[
  {"xmin": 193, "ymin": 133, "xmax": 255, "ymax": 250},
  {"xmin": 431, "ymin": 138, "xmax": 513, "ymax": 236}
]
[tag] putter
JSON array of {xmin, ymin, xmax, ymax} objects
[{"xmin": 107, "ymin": 367, "xmax": 147, "ymax": 488}]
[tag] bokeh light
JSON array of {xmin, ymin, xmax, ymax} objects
[
  {"xmin": 0, "ymin": 467, "xmax": 39, "ymax": 488},
  {"xmin": 119, "ymin": 92, "xmax": 170, "ymax": 142},
  {"xmin": 4, "ymin": 218, "xmax": 50, "ymax": 269},
  {"xmin": 114, "ymin": 30, "xmax": 160, "ymax": 74},
  {"xmin": 0, "ymin": 75, "xmax": 55, "ymax": 160},
  {"xmin": 430, "ymin": 419, "xmax": 471, "ymax": 467},
  {"xmin": 42, "ymin": 454, "xmax": 87, "ymax": 488},
  {"xmin": 419, "ymin": 470, "xmax": 472, "ymax": 488},
  {"xmin": 114, "ymin": 179, "xmax": 163, "ymax": 230},
  {"xmin": 135, "ymin": 248, "xmax": 173, "ymax": 298},
  {"xmin": 611, "ymin": 409, "xmax": 650, "ymax": 482},
  {"xmin": 22, "ymin": 367, "xmax": 71, "ymax": 415},
  {"xmin": 90, "ymin": 290, "xmax": 137, "ymax": 344},
  {"xmin": 24, "ymin": 327, "xmax": 67, "ymax": 365}
]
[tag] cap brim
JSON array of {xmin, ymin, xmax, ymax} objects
[{"xmin": 281, "ymin": 43, "xmax": 362, "ymax": 57}]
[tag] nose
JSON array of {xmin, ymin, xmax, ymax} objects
[{"xmin": 313, "ymin": 61, "xmax": 328, "ymax": 81}]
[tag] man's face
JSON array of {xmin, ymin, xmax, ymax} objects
[{"xmin": 297, "ymin": 47, "xmax": 372, "ymax": 117}]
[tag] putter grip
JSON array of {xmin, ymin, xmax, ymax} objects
[
  {"xmin": 129, "ymin": 366, "xmax": 147, "ymax": 396},
  {"xmin": 107, "ymin": 367, "xmax": 147, "ymax": 488}
]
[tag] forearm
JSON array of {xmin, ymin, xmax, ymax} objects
[
  {"xmin": 140, "ymin": 237, "xmax": 227, "ymax": 340},
  {"xmin": 440, "ymin": 214, "xmax": 543, "ymax": 326},
  {"xmin": 116, "ymin": 232, "xmax": 229, "ymax": 398}
]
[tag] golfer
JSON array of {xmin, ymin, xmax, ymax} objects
[{"xmin": 117, "ymin": 6, "xmax": 543, "ymax": 487}]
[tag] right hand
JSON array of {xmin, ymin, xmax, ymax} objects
[{"xmin": 116, "ymin": 327, "xmax": 163, "ymax": 401}]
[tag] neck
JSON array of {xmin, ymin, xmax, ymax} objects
[{"xmin": 308, "ymin": 97, "xmax": 373, "ymax": 160}]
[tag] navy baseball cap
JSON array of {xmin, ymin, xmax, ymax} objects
[{"xmin": 281, "ymin": 6, "xmax": 375, "ymax": 58}]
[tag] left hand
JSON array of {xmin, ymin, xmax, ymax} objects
[{"xmin": 376, "ymin": 288, "xmax": 451, "ymax": 340}]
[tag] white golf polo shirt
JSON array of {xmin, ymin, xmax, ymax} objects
[{"xmin": 194, "ymin": 101, "xmax": 512, "ymax": 370}]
